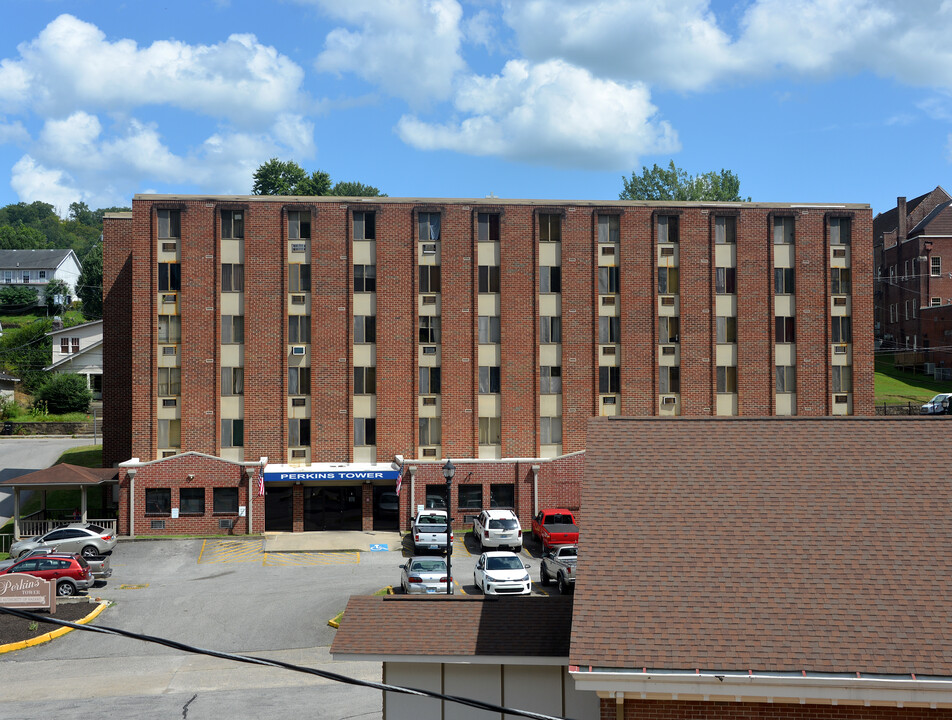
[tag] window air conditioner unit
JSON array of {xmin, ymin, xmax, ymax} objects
[
  {"xmin": 162, "ymin": 293, "xmax": 177, "ymax": 303},
  {"xmin": 422, "ymin": 295, "xmax": 437, "ymax": 305},
  {"xmin": 601, "ymin": 296, "xmax": 616, "ymax": 306},
  {"xmin": 291, "ymin": 346, "xmax": 306, "ymax": 356},
  {"xmin": 290, "ymin": 242, "xmax": 306, "ymax": 253},
  {"xmin": 291, "ymin": 397, "xmax": 306, "ymax": 407},
  {"xmin": 151, "ymin": 520, "xmax": 166, "ymax": 530},
  {"xmin": 661, "ymin": 396, "xmax": 678, "ymax": 405},
  {"xmin": 218, "ymin": 519, "xmax": 234, "ymax": 530},
  {"xmin": 290, "ymin": 294, "xmax": 306, "ymax": 305},
  {"xmin": 161, "ymin": 242, "xmax": 177, "ymax": 253},
  {"xmin": 832, "ymin": 248, "xmax": 847, "ymax": 258},
  {"xmin": 161, "ymin": 345, "xmax": 177, "ymax": 356},
  {"xmin": 661, "ymin": 345, "xmax": 676, "ymax": 355},
  {"xmin": 422, "ymin": 396, "xmax": 437, "ymax": 406},
  {"xmin": 162, "ymin": 450, "xmax": 177, "ymax": 458},
  {"xmin": 601, "ymin": 246, "xmax": 615, "ymax": 256},
  {"xmin": 291, "ymin": 449, "xmax": 306, "ymax": 458},
  {"xmin": 833, "ymin": 394, "xmax": 848, "ymax": 404},
  {"xmin": 833, "ymin": 296, "xmax": 847, "ymax": 306},
  {"xmin": 422, "ymin": 447, "xmax": 437, "ymax": 457},
  {"xmin": 422, "ymin": 346, "xmax": 437, "ymax": 355},
  {"xmin": 162, "ymin": 398, "xmax": 177, "ymax": 408},
  {"xmin": 602, "ymin": 396, "xmax": 616, "ymax": 405},
  {"xmin": 422, "ymin": 243, "xmax": 437, "ymax": 255},
  {"xmin": 602, "ymin": 346, "xmax": 616, "ymax": 356},
  {"xmin": 660, "ymin": 247, "xmax": 675, "ymax": 257},
  {"xmin": 660, "ymin": 296, "xmax": 675, "ymax": 306},
  {"xmin": 833, "ymin": 344, "xmax": 848, "ymax": 355}
]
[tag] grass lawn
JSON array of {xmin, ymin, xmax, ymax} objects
[
  {"xmin": 0, "ymin": 309, "xmax": 85, "ymax": 329},
  {"xmin": 874, "ymin": 356, "xmax": 952, "ymax": 406}
]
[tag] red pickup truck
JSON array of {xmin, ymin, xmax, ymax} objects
[{"xmin": 531, "ymin": 509, "xmax": 579, "ymax": 552}]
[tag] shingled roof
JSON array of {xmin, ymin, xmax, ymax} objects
[
  {"xmin": 0, "ymin": 248, "xmax": 76, "ymax": 270},
  {"xmin": 0, "ymin": 463, "xmax": 118, "ymax": 487},
  {"xmin": 571, "ymin": 416, "xmax": 952, "ymax": 677},
  {"xmin": 332, "ymin": 595, "xmax": 573, "ymax": 661}
]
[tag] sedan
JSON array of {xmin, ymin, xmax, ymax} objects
[
  {"xmin": 473, "ymin": 551, "xmax": 532, "ymax": 595},
  {"xmin": 400, "ymin": 557, "xmax": 451, "ymax": 594},
  {"xmin": 10, "ymin": 523, "xmax": 117, "ymax": 559}
]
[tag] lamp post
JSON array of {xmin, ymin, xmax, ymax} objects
[{"xmin": 442, "ymin": 458, "xmax": 456, "ymax": 595}]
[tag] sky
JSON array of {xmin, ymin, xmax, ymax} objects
[{"xmin": 1, "ymin": 0, "xmax": 952, "ymax": 218}]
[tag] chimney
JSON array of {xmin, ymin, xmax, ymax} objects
[{"xmin": 898, "ymin": 196, "xmax": 907, "ymax": 241}]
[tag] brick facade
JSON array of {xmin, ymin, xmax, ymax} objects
[{"xmin": 604, "ymin": 700, "xmax": 952, "ymax": 720}]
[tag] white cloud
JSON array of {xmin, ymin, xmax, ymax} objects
[
  {"xmin": 463, "ymin": 9, "xmax": 498, "ymax": 50},
  {"xmin": 397, "ymin": 59, "xmax": 679, "ymax": 169},
  {"xmin": 312, "ymin": 0, "xmax": 467, "ymax": 105},
  {"xmin": 0, "ymin": 14, "xmax": 307, "ymax": 127},
  {"xmin": 10, "ymin": 156, "xmax": 82, "ymax": 214},
  {"xmin": 0, "ymin": 119, "xmax": 29, "ymax": 145}
]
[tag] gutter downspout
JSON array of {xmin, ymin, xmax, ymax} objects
[
  {"xmin": 126, "ymin": 467, "xmax": 137, "ymax": 538},
  {"xmin": 531, "ymin": 464, "xmax": 541, "ymax": 517},
  {"xmin": 408, "ymin": 466, "xmax": 417, "ymax": 529}
]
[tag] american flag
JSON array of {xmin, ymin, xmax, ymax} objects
[{"xmin": 257, "ymin": 468, "xmax": 265, "ymax": 497}]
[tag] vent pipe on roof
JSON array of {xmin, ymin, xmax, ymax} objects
[{"xmin": 898, "ymin": 196, "xmax": 907, "ymax": 241}]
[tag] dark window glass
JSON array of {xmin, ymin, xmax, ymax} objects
[
  {"xmin": 716, "ymin": 366, "xmax": 737, "ymax": 393},
  {"xmin": 716, "ymin": 316, "xmax": 737, "ymax": 344},
  {"xmin": 832, "ymin": 317, "xmax": 852, "ymax": 343},
  {"xmin": 221, "ymin": 210, "xmax": 244, "ymax": 239},
  {"xmin": 418, "ymin": 212, "xmax": 440, "ymax": 241},
  {"xmin": 660, "ymin": 366, "xmax": 680, "ymax": 394},
  {"xmin": 180, "ymin": 488, "xmax": 205, "ymax": 514},
  {"xmin": 775, "ymin": 267, "xmax": 795, "ymax": 294},
  {"xmin": 354, "ymin": 265, "xmax": 376, "ymax": 292},
  {"xmin": 658, "ymin": 215, "xmax": 679, "ymax": 243},
  {"xmin": 289, "ymin": 264, "xmax": 310, "ymax": 292},
  {"xmin": 145, "ymin": 489, "xmax": 171, "ymax": 514},
  {"xmin": 458, "ymin": 485, "xmax": 483, "ymax": 510},
  {"xmin": 658, "ymin": 267, "xmax": 678, "ymax": 294},
  {"xmin": 715, "ymin": 267, "xmax": 736, "ymax": 294},
  {"xmin": 599, "ymin": 366, "xmax": 620, "ymax": 394},
  {"xmin": 222, "ymin": 264, "xmax": 245, "ymax": 292},
  {"xmin": 419, "ymin": 265, "xmax": 441, "ymax": 293},
  {"xmin": 354, "ymin": 316, "xmax": 376, "ymax": 343},
  {"xmin": 659, "ymin": 317, "xmax": 679, "ymax": 343},
  {"xmin": 354, "ymin": 367, "xmax": 376, "ymax": 394},
  {"xmin": 598, "ymin": 215, "xmax": 620, "ymax": 243},
  {"xmin": 540, "ymin": 366, "xmax": 562, "ymax": 394},
  {"xmin": 540, "ymin": 266, "xmax": 561, "ymax": 293},
  {"xmin": 490, "ymin": 483, "xmax": 515, "ymax": 508},
  {"xmin": 478, "ymin": 213, "xmax": 500, "ymax": 242},
  {"xmin": 158, "ymin": 263, "xmax": 180, "ymax": 292},
  {"xmin": 419, "ymin": 367, "xmax": 441, "ymax": 394},
  {"xmin": 289, "ymin": 419, "xmax": 310, "ymax": 446},
  {"xmin": 288, "ymin": 316, "xmax": 311, "ymax": 343},
  {"xmin": 419, "ymin": 316, "xmax": 441, "ymax": 343},
  {"xmin": 478, "ymin": 265, "xmax": 500, "ymax": 293},
  {"xmin": 288, "ymin": 211, "xmax": 311, "ymax": 240},
  {"xmin": 831, "ymin": 268, "xmax": 851, "ymax": 294},
  {"xmin": 213, "ymin": 487, "xmax": 239, "ymax": 514},
  {"xmin": 775, "ymin": 316, "xmax": 796, "ymax": 343},
  {"xmin": 354, "ymin": 212, "xmax": 375, "ymax": 240},
  {"xmin": 157, "ymin": 209, "xmax": 181, "ymax": 239},
  {"xmin": 479, "ymin": 366, "xmax": 500, "ymax": 394},
  {"xmin": 598, "ymin": 266, "xmax": 619, "ymax": 294},
  {"xmin": 715, "ymin": 216, "xmax": 736, "ymax": 244},
  {"xmin": 539, "ymin": 213, "xmax": 561, "ymax": 242},
  {"xmin": 288, "ymin": 367, "xmax": 310, "ymax": 395},
  {"xmin": 599, "ymin": 316, "xmax": 620, "ymax": 343}
]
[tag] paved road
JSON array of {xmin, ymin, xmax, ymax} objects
[
  {"xmin": 0, "ymin": 436, "xmax": 95, "ymax": 527},
  {"xmin": 0, "ymin": 534, "xmax": 563, "ymax": 719}
]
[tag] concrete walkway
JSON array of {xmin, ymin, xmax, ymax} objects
[{"xmin": 264, "ymin": 530, "xmax": 403, "ymax": 553}]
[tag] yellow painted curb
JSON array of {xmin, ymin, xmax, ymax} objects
[
  {"xmin": 0, "ymin": 601, "xmax": 108, "ymax": 655},
  {"xmin": 327, "ymin": 586, "xmax": 394, "ymax": 629}
]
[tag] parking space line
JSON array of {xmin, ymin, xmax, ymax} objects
[{"xmin": 264, "ymin": 552, "xmax": 360, "ymax": 567}]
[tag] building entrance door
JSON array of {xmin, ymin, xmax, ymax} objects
[
  {"xmin": 265, "ymin": 486, "xmax": 293, "ymax": 532},
  {"xmin": 303, "ymin": 486, "xmax": 362, "ymax": 531}
]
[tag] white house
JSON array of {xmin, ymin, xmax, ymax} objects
[
  {"xmin": 45, "ymin": 319, "xmax": 103, "ymax": 400},
  {"xmin": 0, "ymin": 248, "xmax": 82, "ymax": 300}
]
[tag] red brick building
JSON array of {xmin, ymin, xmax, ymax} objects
[{"xmin": 103, "ymin": 196, "xmax": 873, "ymax": 534}]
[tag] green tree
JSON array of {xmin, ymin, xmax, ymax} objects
[
  {"xmin": 620, "ymin": 161, "xmax": 748, "ymax": 202},
  {"xmin": 251, "ymin": 159, "xmax": 382, "ymax": 197},
  {"xmin": 68, "ymin": 201, "xmax": 97, "ymax": 227},
  {"xmin": 0, "ymin": 319, "xmax": 52, "ymax": 392},
  {"xmin": 77, "ymin": 243, "xmax": 103, "ymax": 320},
  {"xmin": 44, "ymin": 278, "xmax": 72, "ymax": 314},
  {"xmin": 0, "ymin": 285, "xmax": 39, "ymax": 310},
  {"xmin": 0, "ymin": 224, "xmax": 49, "ymax": 249},
  {"xmin": 35, "ymin": 373, "xmax": 91, "ymax": 414}
]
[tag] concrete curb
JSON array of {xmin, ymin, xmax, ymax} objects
[{"xmin": 0, "ymin": 600, "xmax": 108, "ymax": 655}]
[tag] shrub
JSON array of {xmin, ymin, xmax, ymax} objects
[
  {"xmin": 0, "ymin": 285, "xmax": 39, "ymax": 310},
  {"xmin": 34, "ymin": 373, "xmax": 91, "ymax": 414}
]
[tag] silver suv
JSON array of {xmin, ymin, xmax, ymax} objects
[{"xmin": 473, "ymin": 509, "xmax": 522, "ymax": 551}]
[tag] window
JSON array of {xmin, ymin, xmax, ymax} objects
[
  {"xmin": 478, "ymin": 213, "xmax": 500, "ymax": 242},
  {"xmin": 157, "ymin": 209, "xmax": 181, "ymax": 239},
  {"xmin": 904, "ymin": 260, "xmax": 909, "ymax": 280},
  {"xmin": 419, "ymin": 418, "xmax": 440, "ymax": 445},
  {"xmin": 352, "ymin": 366, "xmax": 375, "ymax": 395},
  {"xmin": 659, "ymin": 366, "xmax": 680, "ymax": 394},
  {"xmin": 715, "ymin": 267, "xmax": 736, "ymax": 294},
  {"xmin": 354, "ymin": 316, "xmax": 376, "ymax": 343},
  {"xmin": 288, "ymin": 210, "xmax": 311, "ymax": 240},
  {"xmin": 221, "ymin": 264, "xmax": 244, "ymax": 292},
  {"xmin": 158, "ymin": 419, "xmax": 181, "ymax": 448},
  {"xmin": 286, "ymin": 316, "xmax": 309, "ymax": 344},
  {"xmin": 419, "ymin": 316, "xmax": 441, "ymax": 343},
  {"xmin": 418, "ymin": 212, "xmax": 440, "ymax": 241},
  {"xmin": 221, "ymin": 210, "xmax": 244, "ymax": 239},
  {"xmin": 220, "ymin": 367, "xmax": 243, "ymax": 396},
  {"xmin": 222, "ymin": 315, "xmax": 244, "ymax": 344},
  {"xmin": 354, "ymin": 211, "xmax": 375, "ymax": 240},
  {"xmin": 932, "ymin": 297, "xmax": 942, "ymax": 307},
  {"xmin": 158, "ymin": 315, "xmax": 181, "ymax": 344},
  {"xmin": 541, "ymin": 366, "xmax": 562, "ymax": 394},
  {"xmin": 832, "ymin": 366, "xmax": 852, "ymax": 393},
  {"xmin": 932, "ymin": 256, "xmax": 942, "ymax": 278},
  {"xmin": 221, "ymin": 419, "xmax": 244, "ymax": 447},
  {"xmin": 904, "ymin": 300, "xmax": 909, "ymax": 320},
  {"xmin": 419, "ymin": 265, "xmax": 441, "ymax": 293},
  {"xmin": 479, "ymin": 417, "xmax": 501, "ymax": 445},
  {"xmin": 2, "ymin": 270, "xmax": 10, "ymax": 283},
  {"xmin": 478, "ymin": 265, "xmax": 500, "ymax": 293},
  {"xmin": 715, "ymin": 216, "xmax": 736, "ymax": 244},
  {"xmin": 289, "ymin": 264, "xmax": 310, "ymax": 292},
  {"xmin": 458, "ymin": 486, "xmax": 482, "ymax": 510},
  {"xmin": 145, "ymin": 488, "xmax": 171, "ymax": 515},
  {"xmin": 540, "ymin": 266, "xmax": 561, "ymax": 293},
  {"xmin": 775, "ymin": 268, "xmax": 795, "ymax": 294},
  {"xmin": 213, "ymin": 487, "xmax": 239, "ymax": 514},
  {"xmin": 658, "ymin": 267, "xmax": 679, "ymax": 294},
  {"xmin": 21, "ymin": 271, "xmax": 30, "ymax": 283},
  {"xmin": 599, "ymin": 366, "xmax": 620, "ymax": 394},
  {"xmin": 419, "ymin": 367, "xmax": 441, "ymax": 394},
  {"xmin": 832, "ymin": 316, "xmax": 852, "ymax": 343},
  {"xmin": 289, "ymin": 418, "xmax": 310, "ymax": 446},
  {"xmin": 658, "ymin": 215, "xmax": 679, "ymax": 243},
  {"xmin": 598, "ymin": 214, "xmax": 620, "ymax": 243},
  {"xmin": 288, "ymin": 367, "xmax": 310, "ymax": 395},
  {"xmin": 830, "ymin": 268, "xmax": 850, "ymax": 295},
  {"xmin": 540, "ymin": 316, "xmax": 561, "ymax": 343},
  {"xmin": 38, "ymin": 270, "xmax": 47, "ymax": 280},
  {"xmin": 829, "ymin": 217, "xmax": 851, "ymax": 245},
  {"xmin": 158, "ymin": 263, "xmax": 180, "ymax": 292},
  {"xmin": 716, "ymin": 316, "xmax": 737, "ymax": 344},
  {"xmin": 479, "ymin": 366, "xmax": 500, "ymax": 394},
  {"xmin": 773, "ymin": 216, "xmax": 794, "ymax": 244},
  {"xmin": 490, "ymin": 483, "xmax": 515, "ymax": 508},
  {"xmin": 599, "ymin": 316, "xmax": 620, "ymax": 344},
  {"xmin": 478, "ymin": 316, "xmax": 500, "ymax": 343},
  {"xmin": 353, "ymin": 264, "xmax": 376, "ymax": 292},
  {"xmin": 179, "ymin": 488, "xmax": 204, "ymax": 515},
  {"xmin": 60, "ymin": 337, "xmax": 81, "ymax": 354},
  {"xmin": 775, "ymin": 316, "xmax": 796, "ymax": 343},
  {"xmin": 598, "ymin": 266, "xmax": 619, "ymax": 294},
  {"xmin": 158, "ymin": 368, "xmax": 181, "ymax": 396},
  {"xmin": 776, "ymin": 365, "xmax": 796, "ymax": 394},
  {"xmin": 540, "ymin": 417, "xmax": 562, "ymax": 444},
  {"xmin": 716, "ymin": 366, "xmax": 737, "ymax": 393},
  {"xmin": 659, "ymin": 317, "xmax": 679, "ymax": 343},
  {"xmin": 539, "ymin": 213, "xmax": 561, "ymax": 242}
]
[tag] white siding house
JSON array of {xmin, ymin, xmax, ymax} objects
[
  {"xmin": 45, "ymin": 320, "xmax": 103, "ymax": 399},
  {"xmin": 0, "ymin": 249, "xmax": 82, "ymax": 300}
]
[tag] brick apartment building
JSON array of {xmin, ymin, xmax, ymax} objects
[
  {"xmin": 102, "ymin": 195, "xmax": 873, "ymax": 535},
  {"xmin": 875, "ymin": 186, "xmax": 952, "ymax": 357}
]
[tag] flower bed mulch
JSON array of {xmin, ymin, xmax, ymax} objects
[{"xmin": 0, "ymin": 602, "xmax": 100, "ymax": 648}]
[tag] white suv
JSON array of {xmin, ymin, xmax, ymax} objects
[{"xmin": 473, "ymin": 509, "xmax": 522, "ymax": 551}]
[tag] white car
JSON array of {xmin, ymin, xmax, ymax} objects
[
  {"xmin": 400, "ymin": 557, "xmax": 451, "ymax": 594},
  {"xmin": 473, "ymin": 509, "xmax": 522, "ymax": 551},
  {"xmin": 473, "ymin": 551, "xmax": 532, "ymax": 595},
  {"xmin": 920, "ymin": 393, "xmax": 952, "ymax": 414}
]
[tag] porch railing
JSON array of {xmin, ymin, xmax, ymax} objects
[{"xmin": 16, "ymin": 517, "xmax": 118, "ymax": 540}]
